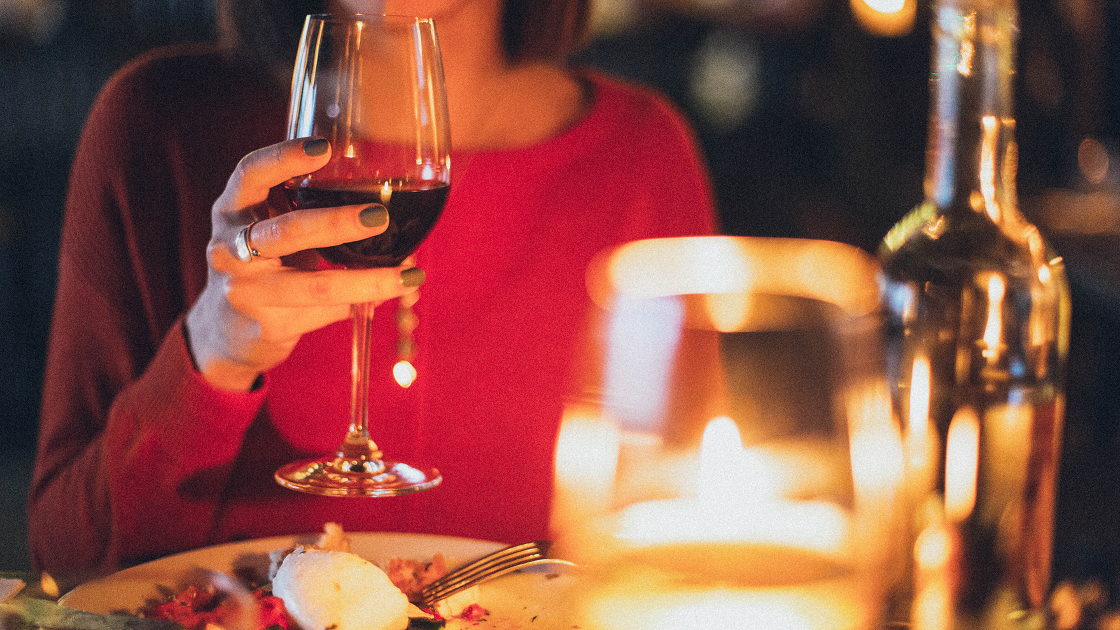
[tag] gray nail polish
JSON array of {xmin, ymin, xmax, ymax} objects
[
  {"xmin": 303, "ymin": 138, "xmax": 329, "ymax": 156},
  {"xmin": 360, "ymin": 205, "xmax": 389, "ymax": 227},
  {"xmin": 400, "ymin": 267, "xmax": 425, "ymax": 287}
]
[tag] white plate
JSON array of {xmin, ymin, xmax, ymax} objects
[{"xmin": 60, "ymin": 532, "xmax": 577, "ymax": 630}]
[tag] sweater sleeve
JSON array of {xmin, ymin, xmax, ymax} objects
[{"xmin": 28, "ymin": 52, "xmax": 266, "ymax": 573}]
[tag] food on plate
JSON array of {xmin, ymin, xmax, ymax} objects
[
  {"xmin": 139, "ymin": 525, "xmax": 486, "ymax": 630},
  {"xmin": 273, "ymin": 547, "xmax": 409, "ymax": 630},
  {"xmin": 385, "ymin": 557, "xmax": 482, "ymax": 620},
  {"xmin": 269, "ymin": 522, "xmax": 351, "ymax": 581},
  {"xmin": 385, "ymin": 556, "xmax": 448, "ymax": 599},
  {"xmin": 316, "ymin": 522, "xmax": 351, "ymax": 554},
  {"xmin": 438, "ymin": 598, "xmax": 487, "ymax": 623},
  {"xmin": 140, "ymin": 584, "xmax": 287, "ymax": 630}
]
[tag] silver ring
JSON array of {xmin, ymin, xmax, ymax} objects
[{"xmin": 234, "ymin": 222, "xmax": 262, "ymax": 262}]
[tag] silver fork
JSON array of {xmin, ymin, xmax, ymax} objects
[{"xmin": 413, "ymin": 540, "xmax": 574, "ymax": 608}]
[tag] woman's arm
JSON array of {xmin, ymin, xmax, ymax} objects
[{"xmin": 29, "ymin": 56, "xmax": 421, "ymax": 573}]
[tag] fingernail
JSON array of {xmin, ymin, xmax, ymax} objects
[
  {"xmin": 360, "ymin": 205, "xmax": 389, "ymax": 227},
  {"xmin": 303, "ymin": 138, "xmax": 329, "ymax": 156},
  {"xmin": 400, "ymin": 267, "xmax": 425, "ymax": 287}
]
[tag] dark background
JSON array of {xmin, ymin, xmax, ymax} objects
[{"xmin": 2, "ymin": 0, "xmax": 1118, "ymax": 600}]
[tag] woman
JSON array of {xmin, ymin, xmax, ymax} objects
[{"xmin": 30, "ymin": 0, "xmax": 716, "ymax": 572}]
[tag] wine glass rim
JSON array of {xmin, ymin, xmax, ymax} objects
[{"xmin": 305, "ymin": 13, "xmax": 436, "ymax": 24}]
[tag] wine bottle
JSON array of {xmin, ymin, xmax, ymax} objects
[{"xmin": 878, "ymin": 0, "xmax": 1071, "ymax": 627}]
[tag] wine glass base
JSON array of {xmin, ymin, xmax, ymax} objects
[{"xmin": 275, "ymin": 457, "xmax": 442, "ymax": 497}]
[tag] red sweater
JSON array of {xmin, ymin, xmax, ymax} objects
[{"xmin": 30, "ymin": 44, "xmax": 716, "ymax": 573}]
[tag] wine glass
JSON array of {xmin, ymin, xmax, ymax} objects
[{"xmin": 274, "ymin": 14, "xmax": 451, "ymax": 496}]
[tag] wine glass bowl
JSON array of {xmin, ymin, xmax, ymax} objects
[
  {"xmin": 274, "ymin": 14, "xmax": 451, "ymax": 497},
  {"xmin": 284, "ymin": 178, "xmax": 450, "ymax": 269},
  {"xmin": 282, "ymin": 13, "xmax": 451, "ymax": 270}
]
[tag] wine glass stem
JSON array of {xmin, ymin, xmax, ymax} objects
[{"xmin": 343, "ymin": 301, "xmax": 383, "ymax": 462}]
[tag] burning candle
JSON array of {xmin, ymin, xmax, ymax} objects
[
  {"xmin": 565, "ymin": 417, "xmax": 872, "ymax": 630},
  {"xmin": 556, "ymin": 236, "xmax": 897, "ymax": 630},
  {"xmin": 612, "ymin": 418, "xmax": 849, "ymax": 554}
]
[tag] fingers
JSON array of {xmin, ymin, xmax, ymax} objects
[
  {"xmin": 222, "ymin": 138, "xmax": 331, "ymax": 211},
  {"xmin": 227, "ymin": 265, "xmax": 424, "ymax": 310},
  {"xmin": 236, "ymin": 202, "xmax": 390, "ymax": 261},
  {"xmin": 186, "ymin": 260, "xmax": 424, "ymax": 390},
  {"xmin": 214, "ymin": 138, "xmax": 405, "ymax": 262}
]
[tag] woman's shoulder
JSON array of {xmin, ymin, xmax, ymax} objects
[
  {"xmin": 79, "ymin": 42, "xmax": 284, "ymax": 170},
  {"xmin": 101, "ymin": 43, "xmax": 227, "ymax": 98},
  {"xmin": 92, "ymin": 43, "xmax": 273, "ymax": 125}
]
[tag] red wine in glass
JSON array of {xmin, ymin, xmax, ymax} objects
[{"xmin": 284, "ymin": 178, "xmax": 450, "ymax": 268}]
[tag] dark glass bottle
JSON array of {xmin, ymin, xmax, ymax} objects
[{"xmin": 878, "ymin": 0, "xmax": 1071, "ymax": 626}]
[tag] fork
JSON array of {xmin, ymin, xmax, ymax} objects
[{"xmin": 413, "ymin": 540, "xmax": 575, "ymax": 608}]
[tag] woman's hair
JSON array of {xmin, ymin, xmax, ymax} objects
[
  {"xmin": 501, "ymin": 0, "xmax": 591, "ymax": 62},
  {"xmin": 214, "ymin": 0, "xmax": 326, "ymax": 81},
  {"xmin": 215, "ymin": 0, "xmax": 590, "ymax": 81}
]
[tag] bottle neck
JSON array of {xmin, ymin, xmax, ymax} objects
[{"xmin": 923, "ymin": 0, "xmax": 1020, "ymax": 224}]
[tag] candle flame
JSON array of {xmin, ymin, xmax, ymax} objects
[
  {"xmin": 380, "ymin": 180, "xmax": 393, "ymax": 205},
  {"xmin": 904, "ymin": 356, "xmax": 941, "ymax": 498},
  {"xmin": 698, "ymin": 417, "xmax": 746, "ymax": 504},
  {"xmin": 698, "ymin": 417, "xmax": 789, "ymax": 504},
  {"xmin": 613, "ymin": 417, "xmax": 850, "ymax": 555}
]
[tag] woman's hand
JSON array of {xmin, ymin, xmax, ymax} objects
[{"xmin": 185, "ymin": 138, "xmax": 424, "ymax": 392}]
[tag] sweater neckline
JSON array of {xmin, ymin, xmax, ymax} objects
[{"xmin": 452, "ymin": 69, "xmax": 615, "ymax": 159}]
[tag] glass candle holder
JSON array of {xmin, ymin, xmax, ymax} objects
[{"xmin": 552, "ymin": 236, "xmax": 906, "ymax": 630}]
